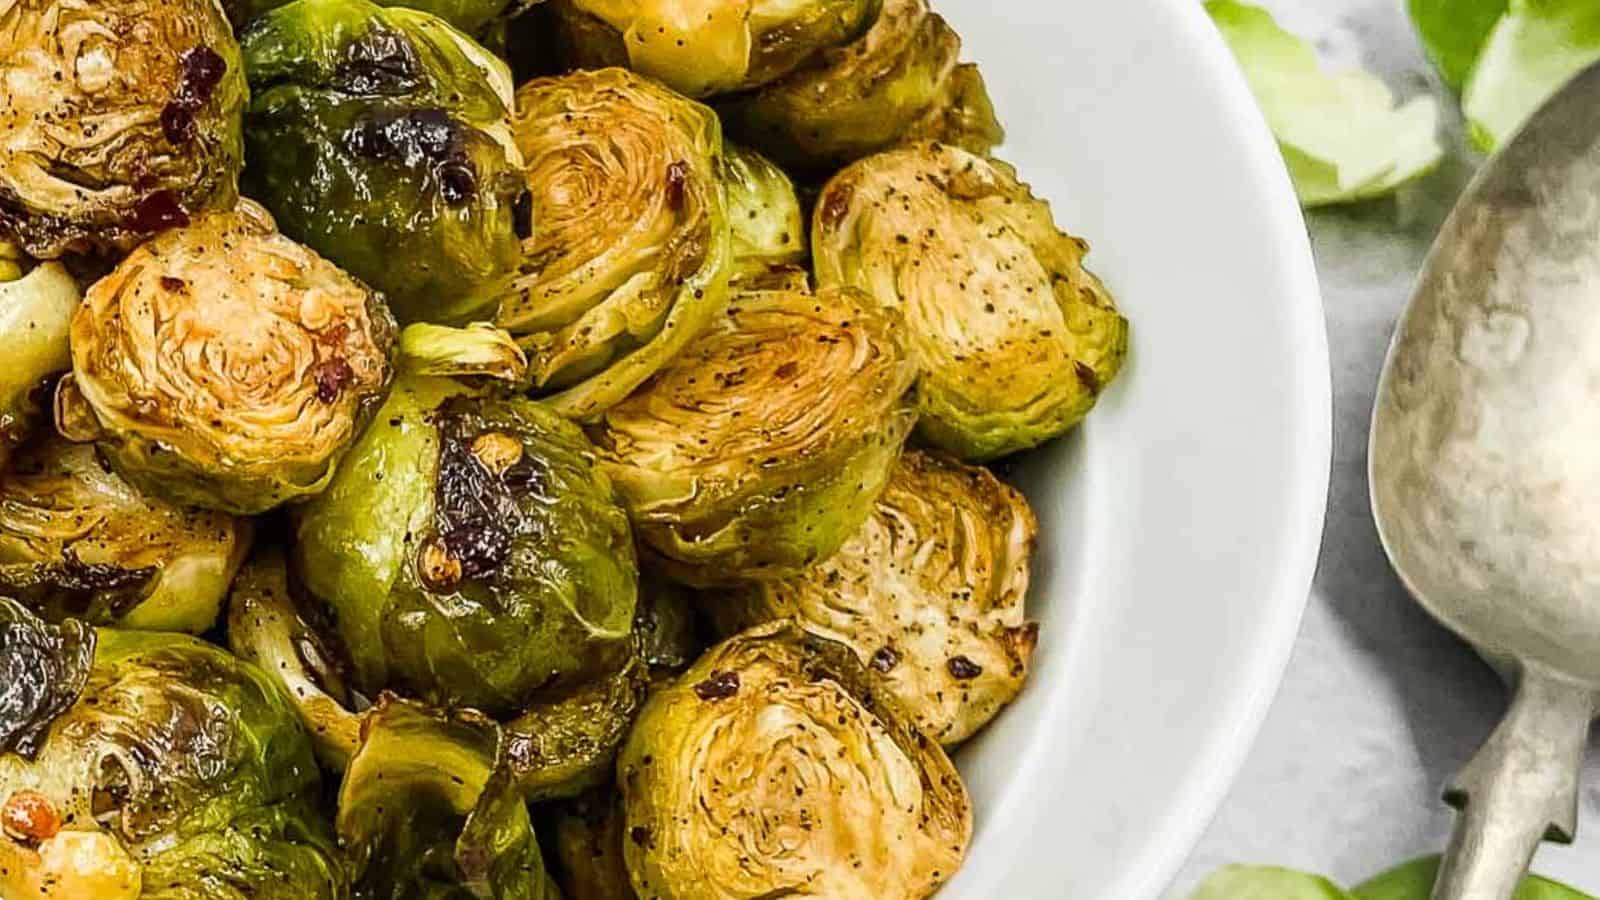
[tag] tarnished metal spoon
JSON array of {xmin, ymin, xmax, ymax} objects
[{"xmin": 1371, "ymin": 61, "xmax": 1600, "ymax": 900}]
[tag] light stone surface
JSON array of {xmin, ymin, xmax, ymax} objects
[{"xmin": 1170, "ymin": 0, "xmax": 1600, "ymax": 894}]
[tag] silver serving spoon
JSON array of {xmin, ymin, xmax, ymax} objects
[{"xmin": 1371, "ymin": 61, "xmax": 1600, "ymax": 900}]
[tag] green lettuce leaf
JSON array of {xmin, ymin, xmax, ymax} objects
[
  {"xmin": 1206, "ymin": 0, "xmax": 1443, "ymax": 207},
  {"xmin": 1462, "ymin": 0, "xmax": 1600, "ymax": 150},
  {"xmin": 1354, "ymin": 856, "xmax": 1596, "ymax": 900}
]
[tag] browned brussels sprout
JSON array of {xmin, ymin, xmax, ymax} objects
[{"xmin": 0, "ymin": 0, "xmax": 247, "ymax": 257}]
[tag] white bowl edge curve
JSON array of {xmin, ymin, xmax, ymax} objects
[{"xmin": 935, "ymin": 1, "xmax": 1331, "ymax": 897}]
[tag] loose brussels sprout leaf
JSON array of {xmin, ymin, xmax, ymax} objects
[
  {"xmin": 1188, "ymin": 866, "xmax": 1352, "ymax": 900},
  {"xmin": 242, "ymin": 0, "xmax": 527, "ymax": 325},
  {"xmin": 593, "ymin": 286, "xmax": 916, "ymax": 585},
  {"xmin": 618, "ymin": 621, "xmax": 972, "ymax": 898},
  {"xmin": 0, "ymin": 0, "xmax": 247, "ymax": 257},
  {"xmin": 0, "ymin": 263, "xmax": 80, "ymax": 469},
  {"xmin": 504, "ymin": 68, "xmax": 734, "ymax": 420},
  {"xmin": 718, "ymin": 450, "xmax": 1038, "ymax": 744},
  {"xmin": 903, "ymin": 62, "xmax": 1006, "ymax": 154},
  {"xmin": 814, "ymin": 142, "xmax": 1128, "ymax": 461},
  {"xmin": 1408, "ymin": 0, "xmax": 1508, "ymax": 91},
  {"xmin": 60, "ymin": 210, "xmax": 397, "ymax": 515},
  {"xmin": 229, "ymin": 0, "xmax": 520, "ymax": 33},
  {"xmin": 227, "ymin": 549, "xmax": 363, "ymax": 769},
  {"xmin": 549, "ymin": 0, "xmax": 879, "ymax": 97},
  {"xmin": 504, "ymin": 654, "xmax": 648, "ymax": 801},
  {"xmin": 723, "ymin": 144, "xmax": 807, "ymax": 281},
  {"xmin": 1207, "ymin": 1, "xmax": 1444, "ymax": 205},
  {"xmin": 337, "ymin": 697, "xmax": 558, "ymax": 899},
  {"xmin": 0, "ymin": 624, "xmax": 346, "ymax": 900},
  {"xmin": 0, "ymin": 438, "xmax": 251, "ymax": 634},
  {"xmin": 1352, "ymin": 856, "xmax": 1593, "ymax": 899},
  {"xmin": 547, "ymin": 788, "xmax": 634, "ymax": 900},
  {"xmin": 0, "ymin": 598, "xmax": 93, "ymax": 758},
  {"xmin": 295, "ymin": 374, "xmax": 638, "ymax": 715},
  {"xmin": 1461, "ymin": 1, "xmax": 1600, "ymax": 151},
  {"xmin": 719, "ymin": 0, "xmax": 993, "ymax": 171},
  {"xmin": 400, "ymin": 322, "xmax": 530, "ymax": 383}
]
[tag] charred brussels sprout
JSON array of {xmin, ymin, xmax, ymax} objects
[
  {"xmin": 593, "ymin": 286, "xmax": 916, "ymax": 585},
  {"xmin": 0, "ymin": 437, "xmax": 251, "ymax": 633},
  {"xmin": 504, "ymin": 68, "xmax": 733, "ymax": 419},
  {"xmin": 723, "ymin": 144, "xmax": 807, "ymax": 281},
  {"xmin": 0, "ymin": 262, "xmax": 80, "ymax": 469},
  {"xmin": 293, "ymin": 368, "xmax": 639, "ymax": 716},
  {"xmin": 0, "ymin": 600, "xmax": 346, "ymax": 900},
  {"xmin": 814, "ymin": 142, "xmax": 1129, "ymax": 460},
  {"xmin": 242, "ymin": 0, "xmax": 526, "ymax": 324},
  {"xmin": 719, "ymin": 0, "xmax": 1000, "ymax": 170},
  {"xmin": 228, "ymin": 0, "xmax": 520, "ymax": 33},
  {"xmin": 618, "ymin": 622, "xmax": 972, "ymax": 899},
  {"xmin": 57, "ymin": 209, "xmax": 397, "ymax": 514},
  {"xmin": 548, "ymin": 0, "xmax": 879, "ymax": 97},
  {"xmin": 338, "ymin": 697, "xmax": 559, "ymax": 899},
  {"xmin": 0, "ymin": 0, "xmax": 247, "ymax": 257},
  {"xmin": 718, "ymin": 450, "xmax": 1039, "ymax": 744}
]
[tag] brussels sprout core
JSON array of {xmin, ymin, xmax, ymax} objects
[
  {"xmin": 618, "ymin": 621, "xmax": 972, "ymax": 899},
  {"xmin": 62, "ymin": 210, "xmax": 397, "ymax": 514},
  {"xmin": 814, "ymin": 142, "xmax": 1129, "ymax": 460},
  {"xmin": 594, "ymin": 286, "xmax": 916, "ymax": 584},
  {"xmin": 0, "ymin": 0, "xmax": 247, "ymax": 256}
]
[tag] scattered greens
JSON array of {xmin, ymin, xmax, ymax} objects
[{"xmin": 1189, "ymin": 857, "xmax": 1596, "ymax": 900}]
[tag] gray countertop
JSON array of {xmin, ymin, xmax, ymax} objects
[{"xmin": 1170, "ymin": 0, "xmax": 1600, "ymax": 895}]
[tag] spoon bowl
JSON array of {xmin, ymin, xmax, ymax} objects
[{"xmin": 1371, "ymin": 61, "xmax": 1600, "ymax": 899}]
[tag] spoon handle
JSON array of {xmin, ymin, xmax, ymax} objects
[{"xmin": 1432, "ymin": 664, "xmax": 1593, "ymax": 900}]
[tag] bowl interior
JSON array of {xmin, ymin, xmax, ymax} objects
[{"xmin": 936, "ymin": 1, "xmax": 1330, "ymax": 896}]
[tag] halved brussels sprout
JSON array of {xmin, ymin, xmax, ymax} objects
[
  {"xmin": 338, "ymin": 696, "xmax": 559, "ymax": 899},
  {"xmin": 547, "ymin": 0, "xmax": 880, "ymax": 97},
  {"xmin": 723, "ymin": 144, "xmax": 807, "ymax": 281},
  {"xmin": 719, "ymin": 0, "xmax": 998, "ymax": 170},
  {"xmin": 242, "ymin": 0, "xmax": 527, "ymax": 325},
  {"xmin": 0, "ymin": 601, "xmax": 347, "ymax": 900},
  {"xmin": 548, "ymin": 788, "xmax": 633, "ymax": 900},
  {"xmin": 293, "ymin": 371, "xmax": 639, "ymax": 715},
  {"xmin": 618, "ymin": 621, "xmax": 972, "ymax": 899},
  {"xmin": 58, "ymin": 209, "xmax": 397, "ymax": 514},
  {"xmin": 0, "ymin": 437, "xmax": 251, "ymax": 634},
  {"xmin": 0, "ymin": 0, "xmax": 247, "ymax": 257},
  {"xmin": 814, "ymin": 142, "xmax": 1129, "ymax": 460},
  {"xmin": 717, "ymin": 450, "xmax": 1038, "ymax": 744},
  {"xmin": 226, "ymin": 549, "xmax": 363, "ymax": 769},
  {"xmin": 593, "ymin": 286, "xmax": 916, "ymax": 585},
  {"xmin": 0, "ymin": 262, "xmax": 81, "ymax": 469},
  {"xmin": 503, "ymin": 68, "xmax": 733, "ymax": 419}
]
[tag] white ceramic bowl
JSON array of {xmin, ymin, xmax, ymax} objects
[{"xmin": 936, "ymin": 1, "xmax": 1331, "ymax": 896}]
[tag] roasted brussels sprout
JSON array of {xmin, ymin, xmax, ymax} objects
[
  {"xmin": 723, "ymin": 144, "xmax": 807, "ymax": 281},
  {"xmin": 719, "ymin": 0, "xmax": 999, "ymax": 170},
  {"xmin": 0, "ymin": 261, "xmax": 81, "ymax": 468},
  {"xmin": 227, "ymin": 549, "xmax": 363, "ymax": 768},
  {"xmin": 547, "ymin": 0, "xmax": 880, "ymax": 97},
  {"xmin": 593, "ymin": 286, "xmax": 916, "ymax": 585},
  {"xmin": 548, "ymin": 788, "xmax": 634, "ymax": 900},
  {"xmin": 242, "ymin": 0, "xmax": 527, "ymax": 325},
  {"xmin": 228, "ymin": 0, "xmax": 520, "ymax": 33},
  {"xmin": 503, "ymin": 654, "xmax": 648, "ymax": 802},
  {"xmin": 814, "ymin": 142, "xmax": 1129, "ymax": 460},
  {"xmin": 400, "ymin": 321, "xmax": 530, "ymax": 382},
  {"xmin": 504, "ymin": 68, "xmax": 733, "ymax": 419},
  {"xmin": 338, "ymin": 696, "xmax": 559, "ymax": 899},
  {"xmin": 0, "ymin": 0, "xmax": 247, "ymax": 257},
  {"xmin": 293, "ymin": 369, "xmax": 638, "ymax": 715},
  {"xmin": 0, "ymin": 437, "xmax": 251, "ymax": 633},
  {"xmin": 717, "ymin": 450, "xmax": 1038, "ymax": 744},
  {"xmin": 0, "ymin": 600, "xmax": 347, "ymax": 900},
  {"xmin": 57, "ymin": 209, "xmax": 397, "ymax": 514},
  {"xmin": 618, "ymin": 621, "xmax": 972, "ymax": 898}
]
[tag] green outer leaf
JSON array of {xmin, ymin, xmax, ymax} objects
[
  {"xmin": 1408, "ymin": 0, "xmax": 1508, "ymax": 91},
  {"xmin": 1462, "ymin": 0, "xmax": 1600, "ymax": 150},
  {"xmin": 1354, "ymin": 856, "xmax": 1597, "ymax": 900},
  {"xmin": 1206, "ymin": 0, "xmax": 1443, "ymax": 206},
  {"xmin": 1188, "ymin": 865, "xmax": 1352, "ymax": 900}
]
